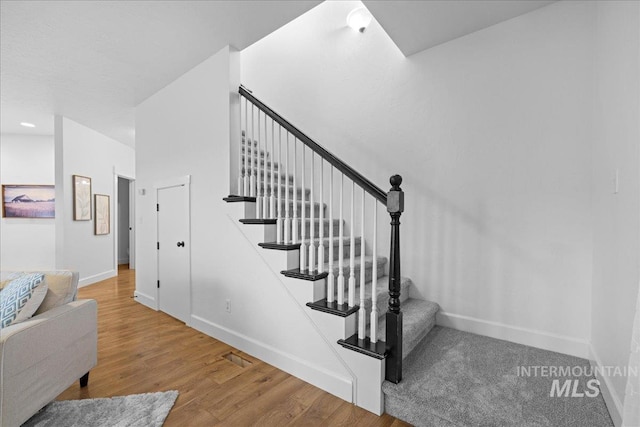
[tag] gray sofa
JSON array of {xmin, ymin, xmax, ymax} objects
[{"xmin": 0, "ymin": 271, "xmax": 97, "ymax": 427}]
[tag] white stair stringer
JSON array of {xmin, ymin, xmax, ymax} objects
[
  {"xmin": 226, "ymin": 199, "xmax": 386, "ymax": 415},
  {"xmin": 306, "ymin": 308, "xmax": 386, "ymax": 415},
  {"xmin": 225, "ymin": 200, "xmax": 357, "ymax": 404}
]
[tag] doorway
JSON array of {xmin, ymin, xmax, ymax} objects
[
  {"xmin": 156, "ymin": 179, "xmax": 191, "ymax": 323},
  {"xmin": 117, "ymin": 177, "xmax": 134, "ymax": 269}
]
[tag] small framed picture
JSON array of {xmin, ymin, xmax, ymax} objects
[
  {"xmin": 94, "ymin": 194, "xmax": 110, "ymax": 235},
  {"xmin": 2, "ymin": 185, "xmax": 55, "ymax": 218},
  {"xmin": 73, "ymin": 175, "xmax": 92, "ymax": 220}
]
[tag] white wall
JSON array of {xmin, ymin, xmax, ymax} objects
[
  {"xmin": 117, "ymin": 177, "xmax": 130, "ymax": 264},
  {"xmin": 54, "ymin": 117, "xmax": 135, "ymax": 286},
  {"xmin": 0, "ymin": 134, "xmax": 56, "ymax": 270},
  {"xmin": 241, "ymin": 0, "xmax": 595, "ymax": 357},
  {"xmin": 590, "ymin": 1, "xmax": 640, "ymax": 424},
  {"xmin": 135, "ymin": 45, "xmax": 353, "ymax": 397}
]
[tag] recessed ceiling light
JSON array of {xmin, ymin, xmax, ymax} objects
[
  {"xmin": 20, "ymin": 122, "xmax": 36, "ymax": 128},
  {"xmin": 347, "ymin": 7, "xmax": 372, "ymax": 33}
]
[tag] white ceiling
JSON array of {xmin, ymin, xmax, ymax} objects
[
  {"xmin": 0, "ymin": 0, "xmax": 321, "ymax": 146},
  {"xmin": 0, "ymin": 0, "xmax": 557, "ymax": 148},
  {"xmin": 364, "ymin": 0, "xmax": 556, "ymax": 56}
]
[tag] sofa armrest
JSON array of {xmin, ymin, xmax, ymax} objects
[{"xmin": 0, "ymin": 299, "xmax": 97, "ymax": 427}]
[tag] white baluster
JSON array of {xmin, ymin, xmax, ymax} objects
[
  {"xmin": 238, "ymin": 97, "xmax": 244, "ymax": 196},
  {"xmin": 293, "ymin": 139, "xmax": 299, "ymax": 245},
  {"xmin": 318, "ymin": 159, "xmax": 325, "ymax": 273},
  {"xmin": 270, "ymin": 119, "xmax": 276, "ymax": 218},
  {"xmin": 327, "ymin": 166, "xmax": 334, "ymax": 303},
  {"xmin": 262, "ymin": 112, "xmax": 269, "ymax": 217},
  {"xmin": 244, "ymin": 98, "xmax": 249, "ymax": 197},
  {"xmin": 337, "ymin": 173, "xmax": 345, "ymax": 306},
  {"xmin": 370, "ymin": 201, "xmax": 378, "ymax": 342},
  {"xmin": 284, "ymin": 131, "xmax": 291, "ymax": 243},
  {"xmin": 277, "ymin": 126, "xmax": 283, "ymax": 243},
  {"xmin": 250, "ymin": 104, "xmax": 256, "ymax": 198},
  {"xmin": 308, "ymin": 152, "xmax": 316, "ymax": 272},
  {"xmin": 358, "ymin": 189, "xmax": 366, "ymax": 339},
  {"xmin": 348, "ymin": 181, "xmax": 356, "ymax": 307},
  {"xmin": 299, "ymin": 145, "xmax": 307, "ymax": 270},
  {"xmin": 256, "ymin": 110, "xmax": 263, "ymax": 219}
]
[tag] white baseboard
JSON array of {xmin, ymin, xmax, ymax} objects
[
  {"xmin": 590, "ymin": 346, "xmax": 623, "ymax": 427},
  {"xmin": 78, "ymin": 269, "xmax": 117, "ymax": 288},
  {"xmin": 436, "ymin": 311, "xmax": 590, "ymax": 359},
  {"xmin": 190, "ymin": 314, "xmax": 353, "ymax": 402},
  {"xmin": 133, "ymin": 291, "xmax": 157, "ymax": 310}
]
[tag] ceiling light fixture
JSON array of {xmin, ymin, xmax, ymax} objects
[
  {"xmin": 347, "ymin": 7, "xmax": 372, "ymax": 33},
  {"xmin": 20, "ymin": 122, "xmax": 36, "ymax": 128}
]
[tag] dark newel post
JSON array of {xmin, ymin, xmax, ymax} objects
[{"xmin": 385, "ymin": 174, "xmax": 404, "ymax": 384}]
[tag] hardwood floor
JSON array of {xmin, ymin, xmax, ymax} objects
[{"xmin": 58, "ymin": 267, "xmax": 410, "ymax": 426}]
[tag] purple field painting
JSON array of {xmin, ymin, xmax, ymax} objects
[{"xmin": 2, "ymin": 185, "xmax": 55, "ymax": 218}]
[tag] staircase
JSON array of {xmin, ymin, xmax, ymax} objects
[{"xmin": 224, "ymin": 86, "xmax": 440, "ymax": 417}]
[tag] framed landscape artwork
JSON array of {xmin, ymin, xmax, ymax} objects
[
  {"xmin": 2, "ymin": 185, "xmax": 55, "ymax": 218},
  {"xmin": 73, "ymin": 175, "xmax": 92, "ymax": 220},
  {"xmin": 94, "ymin": 194, "xmax": 110, "ymax": 235}
]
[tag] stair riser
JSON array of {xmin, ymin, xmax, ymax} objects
[
  {"xmin": 253, "ymin": 201, "xmax": 326, "ymax": 217},
  {"xmin": 284, "ymin": 220, "xmax": 342, "ymax": 239},
  {"xmin": 266, "ymin": 186, "xmax": 310, "ymax": 197},
  {"xmin": 327, "ymin": 261, "xmax": 386, "ymax": 284},
  {"xmin": 359, "ymin": 283, "xmax": 411, "ymax": 325},
  {"xmin": 241, "ymin": 155, "xmax": 279, "ymax": 171},
  {"xmin": 320, "ymin": 240, "xmax": 362, "ymax": 262},
  {"xmin": 242, "ymin": 169, "xmax": 293, "ymax": 184},
  {"xmin": 278, "ymin": 202, "xmax": 325, "ymax": 217}
]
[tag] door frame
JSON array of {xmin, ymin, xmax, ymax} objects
[
  {"xmin": 155, "ymin": 175, "xmax": 192, "ymax": 325},
  {"xmin": 113, "ymin": 171, "xmax": 135, "ymax": 273}
]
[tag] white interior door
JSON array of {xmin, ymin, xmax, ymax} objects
[{"xmin": 157, "ymin": 183, "xmax": 190, "ymax": 323}]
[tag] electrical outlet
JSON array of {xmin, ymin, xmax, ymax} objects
[{"xmin": 225, "ymin": 299, "xmax": 231, "ymax": 313}]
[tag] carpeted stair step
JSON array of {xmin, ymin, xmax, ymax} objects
[
  {"xmin": 242, "ymin": 168, "xmax": 293, "ymax": 184},
  {"xmin": 251, "ymin": 199, "xmax": 326, "ymax": 217},
  {"xmin": 343, "ymin": 276, "xmax": 411, "ymax": 322},
  {"xmin": 281, "ymin": 200, "xmax": 326, "ymax": 216},
  {"xmin": 260, "ymin": 184, "xmax": 310, "ymax": 198},
  {"xmin": 306, "ymin": 236, "xmax": 362, "ymax": 262},
  {"xmin": 375, "ymin": 298, "xmax": 439, "ymax": 360},
  {"xmin": 325, "ymin": 255, "xmax": 387, "ymax": 284},
  {"xmin": 288, "ymin": 219, "xmax": 342, "ymax": 240},
  {"xmin": 241, "ymin": 155, "xmax": 279, "ymax": 171}
]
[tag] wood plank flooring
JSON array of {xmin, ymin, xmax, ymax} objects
[{"xmin": 58, "ymin": 267, "xmax": 410, "ymax": 426}]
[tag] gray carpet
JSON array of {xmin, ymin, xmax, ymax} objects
[
  {"xmin": 22, "ymin": 391, "xmax": 178, "ymax": 427},
  {"xmin": 383, "ymin": 327, "xmax": 613, "ymax": 427}
]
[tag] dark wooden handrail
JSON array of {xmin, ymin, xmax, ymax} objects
[{"xmin": 239, "ymin": 85, "xmax": 387, "ymax": 204}]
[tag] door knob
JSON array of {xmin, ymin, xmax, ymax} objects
[{"xmin": 177, "ymin": 241, "xmax": 185, "ymax": 247}]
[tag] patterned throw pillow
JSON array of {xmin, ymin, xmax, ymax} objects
[{"xmin": 0, "ymin": 273, "xmax": 47, "ymax": 328}]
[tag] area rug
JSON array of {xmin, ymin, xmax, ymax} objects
[{"xmin": 22, "ymin": 390, "xmax": 179, "ymax": 427}]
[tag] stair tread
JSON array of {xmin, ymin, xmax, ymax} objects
[
  {"xmin": 263, "ymin": 235, "xmax": 360, "ymax": 245},
  {"xmin": 347, "ymin": 275, "xmax": 411, "ymax": 305},
  {"xmin": 375, "ymin": 298, "xmax": 439, "ymax": 360},
  {"xmin": 303, "ymin": 236, "xmax": 362, "ymax": 245},
  {"xmin": 266, "ymin": 185, "xmax": 311, "ymax": 195},
  {"xmin": 294, "ymin": 218, "xmax": 342, "ymax": 224},
  {"xmin": 325, "ymin": 255, "xmax": 387, "ymax": 272},
  {"xmin": 243, "ymin": 169, "xmax": 293, "ymax": 183}
]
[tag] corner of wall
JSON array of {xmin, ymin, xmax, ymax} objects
[
  {"xmin": 229, "ymin": 46, "xmax": 242, "ymax": 196},
  {"xmin": 590, "ymin": 345, "xmax": 623, "ymax": 427},
  {"xmin": 54, "ymin": 115, "xmax": 65, "ymax": 269}
]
